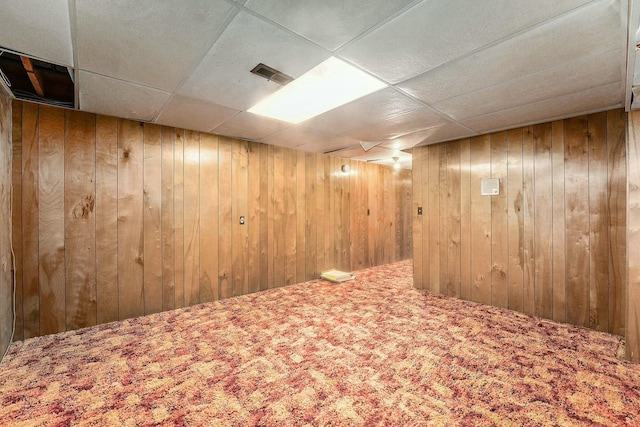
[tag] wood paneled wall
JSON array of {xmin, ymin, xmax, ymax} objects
[
  {"xmin": 413, "ymin": 110, "xmax": 627, "ymax": 337},
  {"xmin": 11, "ymin": 100, "xmax": 412, "ymax": 340},
  {"xmin": 0, "ymin": 91, "xmax": 12, "ymax": 358},
  {"xmin": 627, "ymin": 110, "xmax": 640, "ymax": 362}
]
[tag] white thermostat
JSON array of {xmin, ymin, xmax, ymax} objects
[{"xmin": 481, "ymin": 178, "xmax": 500, "ymax": 196}]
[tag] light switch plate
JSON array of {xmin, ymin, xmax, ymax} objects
[{"xmin": 481, "ymin": 178, "xmax": 500, "ymax": 196}]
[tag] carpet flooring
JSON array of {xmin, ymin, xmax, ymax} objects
[{"xmin": 1, "ymin": 260, "xmax": 640, "ymax": 426}]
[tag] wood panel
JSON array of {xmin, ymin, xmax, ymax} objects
[
  {"xmin": 160, "ymin": 127, "xmax": 175, "ymax": 310},
  {"xmin": 470, "ymin": 135, "xmax": 491, "ymax": 305},
  {"xmin": 21, "ymin": 102, "xmax": 39, "ymax": 338},
  {"xmin": 413, "ymin": 109, "xmax": 627, "ymax": 339},
  {"xmin": 96, "ymin": 116, "xmax": 119, "ymax": 323},
  {"xmin": 533, "ymin": 123, "xmax": 552, "ymax": 319},
  {"xmin": 446, "ymin": 141, "xmax": 461, "ymax": 298},
  {"xmin": 38, "ymin": 106, "xmax": 65, "ymax": 334},
  {"xmin": 628, "ymin": 110, "xmax": 640, "ymax": 362},
  {"xmin": 183, "ymin": 131, "xmax": 200, "ymax": 305},
  {"xmin": 0, "ymin": 93, "xmax": 13, "ymax": 354},
  {"xmin": 10, "ymin": 101, "xmax": 413, "ymax": 339},
  {"xmin": 199, "ymin": 133, "xmax": 219, "ymax": 302},
  {"xmin": 117, "ymin": 120, "xmax": 143, "ymax": 320},
  {"xmin": 64, "ymin": 110, "xmax": 96, "ymax": 330},
  {"xmin": 588, "ymin": 112, "xmax": 609, "ymax": 332},
  {"xmin": 143, "ymin": 124, "xmax": 163, "ymax": 314},
  {"xmin": 412, "ymin": 147, "xmax": 423, "ymax": 289},
  {"xmin": 491, "ymin": 131, "xmax": 508, "ymax": 309},
  {"xmin": 564, "ymin": 117, "xmax": 590, "ymax": 327},
  {"xmin": 11, "ymin": 101, "xmax": 23, "ymax": 340}
]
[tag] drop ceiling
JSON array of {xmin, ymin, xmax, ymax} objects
[{"xmin": 0, "ymin": 0, "xmax": 633, "ymax": 170}]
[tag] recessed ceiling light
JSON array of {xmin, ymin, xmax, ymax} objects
[{"xmin": 248, "ymin": 57, "xmax": 386, "ymax": 124}]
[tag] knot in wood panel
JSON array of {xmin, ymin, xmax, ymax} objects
[{"xmin": 71, "ymin": 194, "xmax": 95, "ymax": 219}]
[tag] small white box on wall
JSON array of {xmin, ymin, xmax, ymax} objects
[{"xmin": 481, "ymin": 178, "xmax": 500, "ymax": 196}]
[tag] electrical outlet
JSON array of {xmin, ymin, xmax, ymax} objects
[
  {"xmin": 418, "ymin": 207, "xmax": 423, "ymax": 215},
  {"xmin": 239, "ymin": 216, "xmax": 245, "ymax": 225}
]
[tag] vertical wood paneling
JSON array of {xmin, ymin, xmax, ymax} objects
[
  {"xmin": 173, "ymin": 130, "xmax": 185, "ymax": 308},
  {"xmin": 446, "ymin": 142, "xmax": 461, "ymax": 298},
  {"xmin": 470, "ymin": 135, "xmax": 491, "ymax": 305},
  {"xmin": 247, "ymin": 142, "xmax": 261, "ymax": 294},
  {"xmin": 160, "ymin": 127, "xmax": 175, "ymax": 310},
  {"xmin": 551, "ymin": 120, "xmax": 566, "ymax": 323},
  {"xmin": 507, "ymin": 128, "xmax": 524, "ymax": 313},
  {"xmin": 533, "ymin": 123, "xmax": 553, "ymax": 319},
  {"xmin": 491, "ymin": 131, "xmax": 508, "ymax": 309},
  {"xmin": 199, "ymin": 133, "xmax": 219, "ymax": 302},
  {"xmin": 428, "ymin": 144, "xmax": 440, "ymax": 294},
  {"xmin": 608, "ymin": 109, "xmax": 626, "ymax": 336},
  {"xmin": 64, "ymin": 110, "xmax": 96, "ymax": 330},
  {"xmin": 232, "ymin": 140, "xmax": 248, "ymax": 295},
  {"xmin": 296, "ymin": 150, "xmax": 306, "ymax": 282},
  {"xmin": 412, "ymin": 148, "xmax": 423, "ymax": 289},
  {"xmin": 183, "ymin": 131, "xmax": 200, "ymax": 305},
  {"xmin": 564, "ymin": 116, "xmax": 590, "ymax": 327},
  {"xmin": 21, "ymin": 102, "xmax": 39, "ymax": 338},
  {"xmin": 117, "ymin": 120, "xmax": 144, "ymax": 320},
  {"xmin": 143, "ymin": 124, "xmax": 163, "ymax": 315},
  {"xmin": 11, "ymin": 101, "xmax": 413, "ymax": 339},
  {"xmin": 217, "ymin": 137, "xmax": 232, "ymax": 298},
  {"xmin": 522, "ymin": 127, "xmax": 536, "ymax": 316},
  {"xmin": 96, "ymin": 116, "xmax": 119, "ymax": 323},
  {"xmin": 588, "ymin": 112, "xmax": 609, "ymax": 332},
  {"xmin": 413, "ymin": 110, "xmax": 626, "ymax": 340},
  {"xmin": 38, "ymin": 106, "xmax": 65, "ymax": 334},
  {"xmin": 627, "ymin": 110, "xmax": 640, "ymax": 362},
  {"xmin": 0, "ymin": 94, "xmax": 12, "ymax": 354},
  {"xmin": 11, "ymin": 101, "xmax": 23, "ymax": 340}
]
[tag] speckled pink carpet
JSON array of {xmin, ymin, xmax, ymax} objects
[{"xmin": 1, "ymin": 260, "xmax": 639, "ymax": 426}]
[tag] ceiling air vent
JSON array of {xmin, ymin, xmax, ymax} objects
[
  {"xmin": 0, "ymin": 47, "xmax": 75, "ymax": 108},
  {"xmin": 250, "ymin": 63, "xmax": 293, "ymax": 86}
]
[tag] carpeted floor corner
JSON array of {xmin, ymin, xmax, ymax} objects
[{"xmin": 1, "ymin": 260, "xmax": 639, "ymax": 426}]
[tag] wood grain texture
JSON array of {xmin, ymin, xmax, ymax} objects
[
  {"xmin": 143, "ymin": 124, "xmax": 163, "ymax": 314},
  {"xmin": 564, "ymin": 116, "xmax": 590, "ymax": 327},
  {"xmin": 491, "ymin": 131, "xmax": 508, "ymax": 309},
  {"xmin": 10, "ymin": 101, "xmax": 412, "ymax": 338},
  {"xmin": 183, "ymin": 131, "xmax": 200, "ymax": 305},
  {"xmin": 412, "ymin": 148, "xmax": 423, "ymax": 289},
  {"xmin": 11, "ymin": 101, "xmax": 23, "ymax": 340},
  {"xmin": 0, "ymin": 93, "xmax": 13, "ymax": 354},
  {"xmin": 627, "ymin": 110, "xmax": 640, "ymax": 362},
  {"xmin": 38, "ymin": 106, "xmax": 65, "ymax": 334},
  {"xmin": 413, "ymin": 110, "xmax": 626, "ymax": 339},
  {"xmin": 587, "ymin": 112, "xmax": 609, "ymax": 332},
  {"xmin": 21, "ymin": 102, "xmax": 39, "ymax": 338},
  {"xmin": 533, "ymin": 123, "xmax": 553, "ymax": 319},
  {"xmin": 446, "ymin": 141, "xmax": 461, "ymax": 298},
  {"xmin": 608, "ymin": 109, "xmax": 626, "ymax": 336},
  {"xmin": 199, "ymin": 133, "xmax": 219, "ymax": 302},
  {"xmin": 64, "ymin": 110, "xmax": 96, "ymax": 330},
  {"xmin": 551, "ymin": 120, "xmax": 566, "ymax": 323},
  {"xmin": 96, "ymin": 116, "xmax": 119, "ymax": 323},
  {"xmin": 117, "ymin": 120, "xmax": 144, "ymax": 320},
  {"xmin": 161, "ymin": 127, "xmax": 175, "ymax": 310}
]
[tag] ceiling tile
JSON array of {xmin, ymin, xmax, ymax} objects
[
  {"xmin": 461, "ymin": 82, "xmax": 623, "ymax": 133},
  {"xmin": 0, "ymin": 0, "xmax": 72, "ymax": 65},
  {"xmin": 260, "ymin": 126, "xmax": 342, "ymax": 152},
  {"xmin": 343, "ymin": 107, "xmax": 450, "ymax": 141},
  {"xmin": 155, "ymin": 95, "xmax": 239, "ymax": 132},
  {"xmin": 295, "ymin": 134, "xmax": 361, "ymax": 153},
  {"xmin": 434, "ymin": 49, "xmax": 622, "ymax": 121},
  {"xmin": 179, "ymin": 10, "xmax": 328, "ymax": 111},
  {"xmin": 339, "ymin": 0, "xmax": 592, "ymax": 84},
  {"xmin": 78, "ymin": 71, "xmax": 171, "ymax": 121},
  {"xmin": 244, "ymin": 0, "xmax": 415, "ymax": 51},
  {"xmin": 75, "ymin": 0, "xmax": 236, "ymax": 91},
  {"xmin": 381, "ymin": 123, "xmax": 477, "ymax": 149},
  {"xmin": 398, "ymin": 0, "xmax": 624, "ymax": 104},
  {"xmin": 304, "ymin": 88, "xmax": 424, "ymax": 134},
  {"xmin": 212, "ymin": 112, "xmax": 290, "ymax": 140}
]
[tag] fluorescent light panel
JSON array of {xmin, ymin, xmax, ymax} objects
[{"xmin": 248, "ymin": 57, "xmax": 386, "ymax": 124}]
